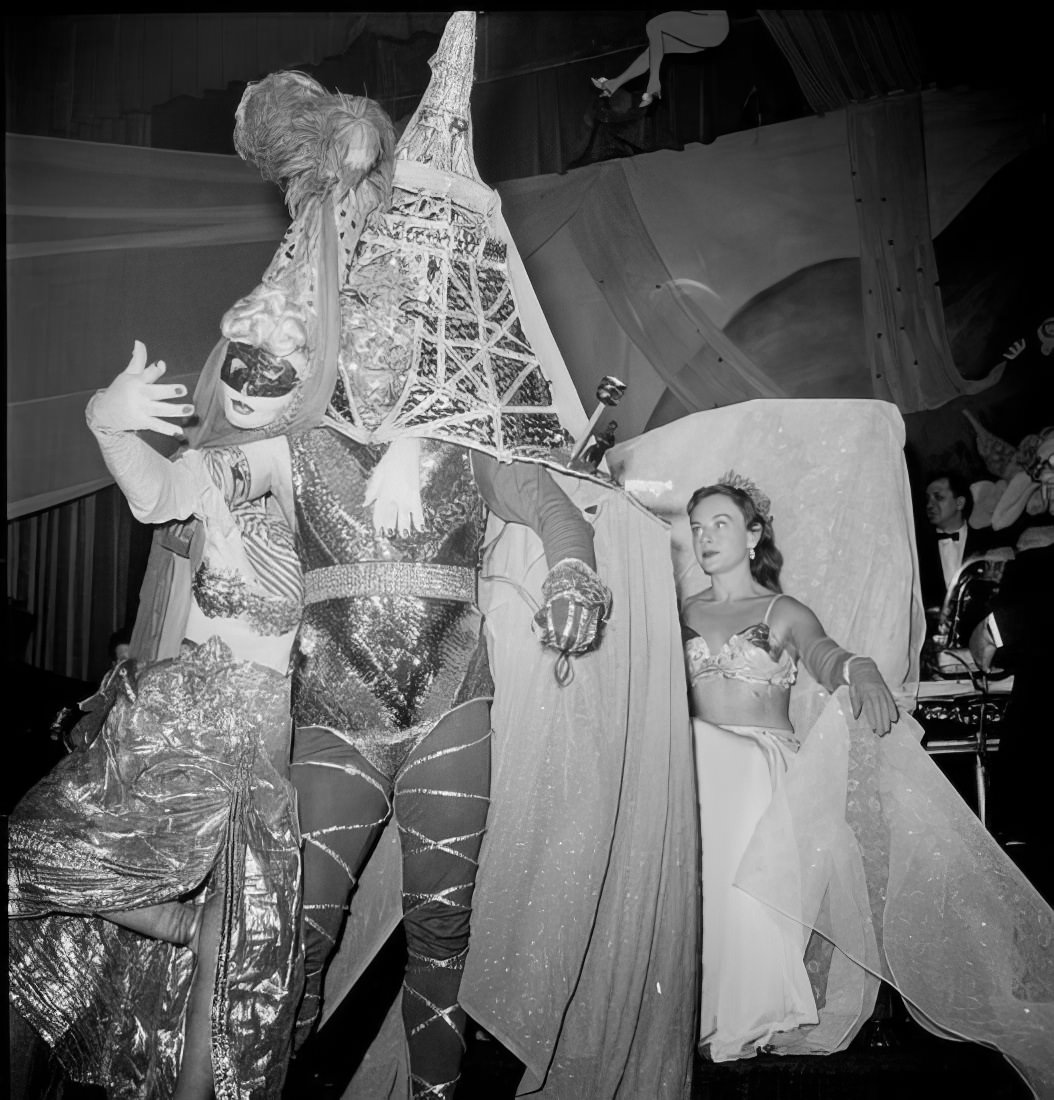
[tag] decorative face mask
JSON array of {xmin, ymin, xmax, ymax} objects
[
  {"xmin": 221, "ymin": 341, "xmax": 302, "ymax": 397},
  {"xmin": 220, "ymin": 341, "xmax": 305, "ymax": 429}
]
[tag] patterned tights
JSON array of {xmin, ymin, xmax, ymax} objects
[{"xmin": 291, "ymin": 700, "xmax": 491, "ymax": 1100}]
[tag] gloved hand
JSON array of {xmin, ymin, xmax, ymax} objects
[
  {"xmin": 364, "ymin": 436, "xmax": 425, "ymax": 537},
  {"xmin": 86, "ymin": 342, "xmax": 199, "ymax": 523},
  {"xmin": 846, "ymin": 656, "xmax": 898, "ymax": 737},
  {"xmin": 533, "ymin": 558, "xmax": 612, "ymax": 656},
  {"xmin": 89, "ymin": 341, "xmax": 193, "ymax": 438}
]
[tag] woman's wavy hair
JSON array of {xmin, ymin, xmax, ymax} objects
[{"xmin": 687, "ymin": 482, "xmax": 784, "ymax": 593}]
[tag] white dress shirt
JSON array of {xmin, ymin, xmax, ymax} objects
[{"xmin": 937, "ymin": 521, "xmax": 968, "ymax": 590}]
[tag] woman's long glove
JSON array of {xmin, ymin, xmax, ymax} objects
[
  {"xmin": 533, "ymin": 557, "xmax": 612, "ymax": 656},
  {"xmin": 801, "ymin": 636, "xmax": 898, "ymax": 736},
  {"xmin": 86, "ymin": 341, "xmax": 198, "ymax": 523},
  {"xmin": 844, "ymin": 656, "xmax": 898, "ymax": 737}
]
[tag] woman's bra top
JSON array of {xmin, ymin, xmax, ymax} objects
[
  {"xmin": 684, "ymin": 607, "xmax": 797, "ymax": 691},
  {"xmin": 191, "ymin": 448, "xmax": 304, "ymax": 638}
]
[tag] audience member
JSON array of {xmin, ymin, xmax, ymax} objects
[
  {"xmin": 970, "ymin": 433, "xmax": 1054, "ymax": 887},
  {"xmin": 918, "ymin": 470, "xmax": 1001, "ymax": 616}
]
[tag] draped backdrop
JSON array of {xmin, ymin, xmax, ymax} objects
[{"xmin": 5, "ymin": 86, "xmax": 1034, "ymax": 675}]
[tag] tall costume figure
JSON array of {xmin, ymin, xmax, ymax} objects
[
  {"xmin": 609, "ymin": 400, "xmax": 1054, "ymax": 1098},
  {"xmin": 129, "ymin": 13, "xmax": 699, "ymax": 1100},
  {"xmin": 8, "ymin": 341, "xmax": 309, "ymax": 1099}
]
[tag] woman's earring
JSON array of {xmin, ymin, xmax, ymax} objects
[{"xmin": 749, "ymin": 547, "xmax": 756, "ymax": 561}]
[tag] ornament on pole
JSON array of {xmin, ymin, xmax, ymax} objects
[{"xmin": 571, "ymin": 376, "xmax": 626, "ymax": 461}]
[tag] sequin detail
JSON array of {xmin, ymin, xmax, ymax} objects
[
  {"xmin": 194, "ymin": 560, "xmax": 303, "ymax": 636},
  {"xmin": 305, "ymin": 562, "xmax": 476, "ymax": 605},
  {"xmin": 686, "ymin": 623, "xmax": 797, "ymax": 689}
]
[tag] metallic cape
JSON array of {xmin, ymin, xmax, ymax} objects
[
  {"xmin": 320, "ymin": 474, "xmax": 700, "ymax": 1100},
  {"xmin": 8, "ymin": 637, "xmax": 303, "ymax": 1099}
]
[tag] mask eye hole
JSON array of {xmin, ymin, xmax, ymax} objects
[{"xmin": 221, "ymin": 342, "xmax": 300, "ymax": 397}]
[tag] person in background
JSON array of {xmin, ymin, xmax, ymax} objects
[
  {"xmin": 918, "ymin": 470, "xmax": 997, "ymax": 616},
  {"xmin": 108, "ymin": 625, "xmax": 132, "ymax": 664},
  {"xmin": 591, "ymin": 10, "xmax": 731, "ymax": 108},
  {"xmin": 970, "ymin": 432, "xmax": 1054, "ymax": 889},
  {"xmin": 62, "ymin": 625, "xmax": 137, "ymax": 754}
]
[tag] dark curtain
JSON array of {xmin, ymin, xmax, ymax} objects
[
  {"xmin": 847, "ymin": 94, "xmax": 1003, "ymax": 410},
  {"xmin": 7, "ymin": 485, "xmax": 152, "ymax": 683}
]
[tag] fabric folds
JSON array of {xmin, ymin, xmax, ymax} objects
[
  {"xmin": 609, "ymin": 398, "xmax": 1054, "ymax": 1097},
  {"xmin": 8, "ymin": 637, "xmax": 303, "ymax": 1099}
]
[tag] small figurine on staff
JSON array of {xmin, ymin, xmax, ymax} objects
[{"xmin": 571, "ymin": 376, "xmax": 627, "ymax": 468}]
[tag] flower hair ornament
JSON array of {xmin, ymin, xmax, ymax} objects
[{"xmin": 717, "ymin": 470, "xmax": 772, "ymax": 523}]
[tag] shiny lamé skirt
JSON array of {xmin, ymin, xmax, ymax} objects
[{"xmin": 8, "ymin": 636, "xmax": 303, "ymax": 1100}]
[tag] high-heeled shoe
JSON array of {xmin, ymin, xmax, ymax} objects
[
  {"xmin": 591, "ymin": 76, "xmax": 614, "ymax": 97},
  {"xmin": 640, "ymin": 87, "xmax": 662, "ymax": 108}
]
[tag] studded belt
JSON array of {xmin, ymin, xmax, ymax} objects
[{"xmin": 304, "ymin": 562, "xmax": 477, "ymax": 605}]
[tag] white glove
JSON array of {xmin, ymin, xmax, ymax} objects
[
  {"xmin": 88, "ymin": 341, "xmax": 193, "ymax": 438},
  {"xmin": 86, "ymin": 342, "xmax": 200, "ymax": 523},
  {"xmin": 364, "ymin": 435, "xmax": 426, "ymax": 537}
]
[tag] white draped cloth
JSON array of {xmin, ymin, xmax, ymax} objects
[{"xmin": 608, "ymin": 398, "xmax": 1054, "ymax": 1097}]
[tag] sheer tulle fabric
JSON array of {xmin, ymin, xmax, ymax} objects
[
  {"xmin": 318, "ymin": 473, "xmax": 700, "ymax": 1099},
  {"xmin": 695, "ymin": 718, "xmax": 818, "ymax": 1060},
  {"xmin": 609, "ymin": 399, "xmax": 1054, "ymax": 1096}
]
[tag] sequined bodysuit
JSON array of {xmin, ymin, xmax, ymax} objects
[{"xmin": 289, "ymin": 428, "xmax": 491, "ymax": 778}]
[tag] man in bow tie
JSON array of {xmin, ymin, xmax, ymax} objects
[{"xmin": 919, "ymin": 470, "xmax": 997, "ymax": 614}]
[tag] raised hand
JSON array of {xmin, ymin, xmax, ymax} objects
[
  {"xmin": 1003, "ymin": 338, "xmax": 1026, "ymax": 361},
  {"xmin": 91, "ymin": 341, "xmax": 194, "ymax": 438}
]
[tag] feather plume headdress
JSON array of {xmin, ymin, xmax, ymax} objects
[{"xmin": 233, "ymin": 70, "xmax": 395, "ymax": 217}]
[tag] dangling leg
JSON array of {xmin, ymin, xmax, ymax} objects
[
  {"xmin": 290, "ymin": 725, "xmax": 394, "ymax": 1048},
  {"xmin": 643, "ymin": 12, "xmax": 731, "ymax": 105},
  {"xmin": 396, "ymin": 701, "xmax": 491, "ymax": 1100},
  {"xmin": 592, "ymin": 46, "xmax": 650, "ymax": 97},
  {"xmin": 172, "ymin": 886, "xmax": 223, "ymax": 1100},
  {"xmin": 99, "ymin": 900, "xmax": 200, "ymax": 949}
]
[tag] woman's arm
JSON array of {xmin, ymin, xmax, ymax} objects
[
  {"xmin": 773, "ymin": 596, "xmax": 899, "ymax": 736},
  {"xmin": 87, "ymin": 341, "xmax": 289, "ymax": 523},
  {"xmin": 471, "ymin": 452, "xmax": 595, "ymax": 568},
  {"xmin": 471, "ymin": 452, "xmax": 610, "ymax": 654},
  {"xmin": 86, "ymin": 342, "xmax": 201, "ymax": 523}
]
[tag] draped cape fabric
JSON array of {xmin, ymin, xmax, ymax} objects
[
  {"xmin": 321, "ymin": 472, "xmax": 699, "ymax": 1100},
  {"xmin": 607, "ymin": 399, "xmax": 1054, "ymax": 1097}
]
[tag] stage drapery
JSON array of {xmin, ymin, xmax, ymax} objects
[
  {"xmin": 7, "ymin": 88, "xmax": 1032, "ymax": 520},
  {"xmin": 6, "ymin": 134, "xmax": 289, "ymax": 519}
]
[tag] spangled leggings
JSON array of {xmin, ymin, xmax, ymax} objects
[{"xmin": 291, "ymin": 699, "xmax": 491, "ymax": 1100}]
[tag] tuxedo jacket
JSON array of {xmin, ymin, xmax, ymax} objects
[{"xmin": 918, "ymin": 525, "xmax": 999, "ymax": 611}]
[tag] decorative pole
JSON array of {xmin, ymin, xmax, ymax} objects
[{"xmin": 571, "ymin": 376, "xmax": 627, "ymax": 461}]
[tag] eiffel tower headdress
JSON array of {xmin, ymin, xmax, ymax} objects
[{"xmin": 325, "ymin": 11, "xmax": 587, "ymax": 459}]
